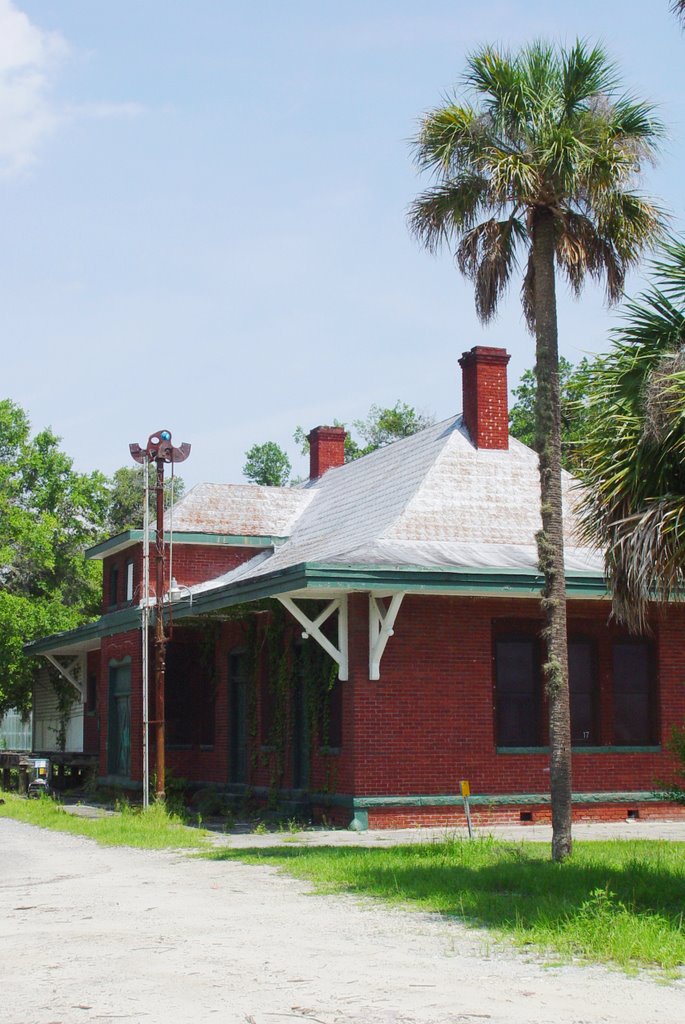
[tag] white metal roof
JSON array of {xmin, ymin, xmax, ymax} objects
[{"xmin": 187, "ymin": 415, "xmax": 603, "ymax": 596}]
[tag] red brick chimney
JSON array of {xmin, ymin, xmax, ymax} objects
[
  {"xmin": 308, "ymin": 425, "xmax": 346, "ymax": 480},
  {"xmin": 458, "ymin": 346, "xmax": 510, "ymax": 450}
]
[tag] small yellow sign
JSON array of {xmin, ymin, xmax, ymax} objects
[{"xmin": 460, "ymin": 780, "xmax": 470, "ymax": 798}]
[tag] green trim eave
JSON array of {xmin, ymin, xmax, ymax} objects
[
  {"xmin": 308, "ymin": 790, "xmax": 668, "ymax": 810},
  {"xmin": 188, "ymin": 559, "xmax": 608, "ymax": 615},
  {"xmin": 86, "ymin": 530, "xmax": 285, "ymax": 560},
  {"xmin": 25, "ymin": 605, "xmax": 143, "ymax": 656},
  {"xmin": 497, "ymin": 745, "xmax": 661, "ymax": 755},
  {"xmin": 27, "ymin": 559, "xmax": 608, "ymax": 655}
]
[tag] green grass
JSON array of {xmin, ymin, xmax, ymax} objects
[
  {"xmin": 0, "ymin": 792, "xmax": 207, "ymax": 850},
  {"xmin": 205, "ymin": 836, "xmax": 685, "ymax": 973}
]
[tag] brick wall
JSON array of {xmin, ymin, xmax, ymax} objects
[
  {"xmin": 458, "ymin": 346, "xmax": 510, "ymax": 450},
  {"xmin": 101, "ymin": 542, "xmax": 259, "ymax": 612},
  {"xmin": 349, "ymin": 594, "xmax": 685, "ymax": 801},
  {"xmin": 308, "ymin": 426, "xmax": 346, "ymax": 479},
  {"xmin": 94, "ymin": 591, "xmax": 685, "ymax": 825}
]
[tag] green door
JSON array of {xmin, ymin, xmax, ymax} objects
[{"xmin": 108, "ymin": 661, "xmax": 131, "ymax": 777}]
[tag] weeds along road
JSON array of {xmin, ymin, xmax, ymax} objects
[{"xmin": 1, "ymin": 816, "xmax": 683, "ymax": 1024}]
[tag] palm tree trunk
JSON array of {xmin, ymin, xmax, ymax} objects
[{"xmin": 532, "ymin": 208, "xmax": 573, "ymax": 862}]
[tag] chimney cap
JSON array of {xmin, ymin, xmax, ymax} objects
[
  {"xmin": 307, "ymin": 425, "xmax": 346, "ymax": 440},
  {"xmin": 458, "ymin": 346, "xmax": 510, "ymax": 367}
]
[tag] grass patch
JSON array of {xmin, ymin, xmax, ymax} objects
[
  {"xmin": 204, "ymin": 836, "xmax": 685, "ymax": 972},
  {"xmin": 0, "ymin": 792, "xmax": 207, "ymax": 850}
]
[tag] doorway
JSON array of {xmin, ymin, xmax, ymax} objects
[{"xmin": 229, "ymin": 652, "xmax": 248, "ymax": 785}]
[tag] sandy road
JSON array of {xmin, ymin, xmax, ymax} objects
[{"xmin": 1, "ymin": 817, "xmax": 684, "ymax": 1024}]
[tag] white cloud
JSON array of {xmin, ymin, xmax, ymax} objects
[
  {"xmin": 0, "ymin": 0, "xmax": 67, "ymax": 175},
  {"xmin": 68, "ymin": 101, "xmax": 146, "ymax": 120},
  {"xmin": 0, "ymin": 2, "xmax": 145, "ymax": 177}
]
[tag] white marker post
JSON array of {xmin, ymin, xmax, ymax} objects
[{"xmin": 460, "ymin": 779, "xmax": 473, "ymax": 838}]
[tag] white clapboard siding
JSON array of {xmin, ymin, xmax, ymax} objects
[{"xmin": 33, "ymin": 669, "xmax": 84, "ymax": 753}]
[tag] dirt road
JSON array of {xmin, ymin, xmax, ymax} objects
[{"xmin": 2, "ymin": 817, "xmax": 683, "ymax": 1024}]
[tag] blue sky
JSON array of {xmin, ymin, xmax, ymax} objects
[{"xmin": 2, "ymin": 1, "xmax": 684, "ymax": 487}]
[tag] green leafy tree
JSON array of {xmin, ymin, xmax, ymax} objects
[
  {"xmin": 409, "ymin": 40, "xmax": 664, "ymax": 860},
  {"xmin": 243, "ymin": 441, "xmax": 292, "ymax": 487},
  {"xmin": 509, "ymin": 357, "xmax": 595, "ymax": 471},
  {"xmin": 0, "ymin": 400, "xmax": 109, "ymax": 714},
  {"xmin": 107, "ymin": 465, "xmax": 185, "ymax": 534},
  {"xmin": 577, "ymin": 239, "xmax": 685, "ymax": 630},
  {"xmin": 294, "ymin": 401, "xmax": 434, "ymax": 463}
]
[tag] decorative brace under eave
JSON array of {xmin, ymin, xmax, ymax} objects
[
  {"xmin": 43, "ymin": 653, "xmax": 87, "ymax": 702},
  {"xmin": 369, "ymin": 592, "xmax": 405, "ymax": 680},
  {"xmin": 278, "ymin": 595, "xmax": 349, "ymax": 681}
]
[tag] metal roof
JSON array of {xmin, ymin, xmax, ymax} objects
[
  {"xmin": 191, "ymin": 415, "xmax": 603, "ymax": 599},
  {"xmin": 27, "ymin": 417, "xmax": 607, "ymax": 656},
  {"xmin": 163, "ymin": 482, "xmax": 312, "ymax": 536}
]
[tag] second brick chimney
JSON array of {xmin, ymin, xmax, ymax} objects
[
  {"xmin": 308, "ymin": 425, "xmax": 346, "ymax": 480},
  {"xmin": 458, "ymin": 346, "xmax": 510, "ymax": 450}
]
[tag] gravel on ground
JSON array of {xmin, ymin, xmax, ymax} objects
[{"xmin": 2, "ymin": 816, "xmax": 684, "ymax": 1024}]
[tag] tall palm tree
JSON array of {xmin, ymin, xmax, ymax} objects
[
  {"xmin": 672, "ymin": 2, "xmax": 685, "ymax": 24},
  {"xmin": 578, "ymin": 239, "xmax": 685, "ymax": 630},
  {"xmin": 409, "ymin": 40, "xmax": 664, "ymax": 861}
]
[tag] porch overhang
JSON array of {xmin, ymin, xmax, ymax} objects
[
  {"xmin": 25, "ymin": 605, "xmax": 141, "ymax": 657},
  {"xmin": 26, "ymin": 561, "xmax": 608, "ymax": 672},
  {"xmin": 187, "ymin": 560, "xmax": 608, "ymax": 614}
]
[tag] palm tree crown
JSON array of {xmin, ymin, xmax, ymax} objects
[
  {"xmin": 409, "ymin": 40, "xmax": 664, "ymax": 328},
  {"xmin": 578, "ymin": 240, "xmax": 685, "ymax": 630}
]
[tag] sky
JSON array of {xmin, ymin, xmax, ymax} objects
[{"xmin": 1, "ymin": 0, "xmax": 684, "ymax": 488}]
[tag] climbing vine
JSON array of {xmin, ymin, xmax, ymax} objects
[
  {"xmin": 48, "ymin": 670, "xmax": 79, "ymax": 752},
  {"xmin": 239, "ymin": 600, "xmax": 340, "ymax": 795}
]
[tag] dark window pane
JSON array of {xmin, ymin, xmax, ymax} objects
[
  {"xmin": 260, "ymin": 653, "xmax": 275, "ymax": 745},
  {"xmin": 320, "ymin": 677, "xmax": 342, "ymax": 749},
  {"xmin": 569, "ymin": 639, "xmax": 597, "ymax": 744},
  {"xmin": 229, "ymin": 651, "xmax": 248, "ymax": 782},
  {"xmin": 109, "ymin": 564, "xmax": 119, "ymax": 607},
  {"xmin": 165, "ymin": 642, "xmax": 194, "ymax": 745},
  {"xmin": 495, "ymin": 638, "xmax": 540, "ymax": 746},
  {"xmin": 165, "ymin": 635, "xmax": 216, "ymax": 747},
  {"xmin": 613, "ymin": 641, "xmax": 654, "ymax": 744}
]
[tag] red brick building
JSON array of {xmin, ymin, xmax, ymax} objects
[{"xmin": 29, "ymin": 346, "xmax": 685, "ymax": 828}]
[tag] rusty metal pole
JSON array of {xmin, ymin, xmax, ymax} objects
[
  {"xmin": 130, "ymin": 430, "xmax": 191, "ymax": 807},
  {"xmin": 154, "ymin": 453, "xmax": 167, "ymax": 801}
]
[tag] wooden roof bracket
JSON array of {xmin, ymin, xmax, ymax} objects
[
  {"xmin": 369, "ymin": 592, "xmax": 405, "ymax": 680},
  {"xmin": 43, "ymin": 653, "xmax": 86, "ymax": 702},
  {"xmin": 278, "ymin": 595, "xmax": 349, "ymax": 681}
]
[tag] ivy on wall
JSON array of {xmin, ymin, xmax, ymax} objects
[{"xmin": 237, "ymin": 600, "xmax": 339, "ymax": 793}]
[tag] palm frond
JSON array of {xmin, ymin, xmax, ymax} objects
[
  {"xmin": 407, "ymin": 174, "xmax": 493, "ymax": 254},
  {"xmin": 643, "ymin": 354, "xmax": 685, "ymax": 443},
  {"xmin": 456, "ymin": 216, "xmax": 527, "ymax": 322},
  {"xmin": 560, "ymin": 40, "xmax": 617, "ymax": 117},
  {"xmin": 671, "ymin": 1, "xmax": 685, "ymax": 24},
  {"xmin": 576, "ymin": 240, "xmax": 685, "ymax": 627},
  {"xmin": 412, "ymin": 105, "xmax": 485, "ymax": 176},
  {"xmin": 521, "ymin": 251, "xmax": 536, "ymax": 331},
  {"xmin": 596, "ymin": 497, "xmax": 685, "ymax": 631}
]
